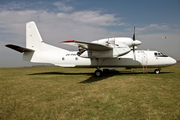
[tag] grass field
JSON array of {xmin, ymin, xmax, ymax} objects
[{"xmin": 0, "ymin": 64, "xmax": 180, "ymax": 120}]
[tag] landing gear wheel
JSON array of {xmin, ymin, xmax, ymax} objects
[
  {"xmin": 94, "ymin": 70, "xmax": 103, "ymax": 77},
  {"xmin": 154, "ymin": 69, "xmax": 160, "ymax": 74}
]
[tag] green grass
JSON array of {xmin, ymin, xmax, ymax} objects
[{"xmin": 0, "ymin": 65, "xmax": 180, "ymax": 120}]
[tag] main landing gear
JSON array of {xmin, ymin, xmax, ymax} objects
[
  {"xmin": 94, "ymin": 68, "xmax": 110, "ymax": 77},
  {"xmin": 154, "ymin": 68, "xmax": 161, "ymax": 74},
  {"xmin": 94, "ymin": 69, "xmax": 103, "ymax": 77},
  {"xmin": 94, "ymin": 58, "xmax": 103, "ymax": 77}
]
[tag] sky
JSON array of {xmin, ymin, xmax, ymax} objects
[{"xmin": 0, "ymin": 0, "xmax": 180, "ymax": 67}]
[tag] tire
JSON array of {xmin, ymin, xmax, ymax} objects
[
  {"xmin": 94, "ymin": 70, "xmax": 102, "ymax": 77},
  {"xmin": 154, "ymin": 69, "xmax": 160, "ymax": 74}
]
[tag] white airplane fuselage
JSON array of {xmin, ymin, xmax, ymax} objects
[{"xmin": 23, "ymin": 46, "xmax": 176, "ymax": 69}]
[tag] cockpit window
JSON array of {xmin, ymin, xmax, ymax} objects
[{"xmin": 154, "ymin": 52, "xmax": 168, "ymax": 57}]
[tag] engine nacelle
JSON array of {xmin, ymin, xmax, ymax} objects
[
  {"xmin": 76, "ymin": 37, "xmax": 140, "ymax": 58},
  {"xmin": 91, "ymin": 37, "xmax": 141, "ymax": 47}
]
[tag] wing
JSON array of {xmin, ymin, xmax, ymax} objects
[
  {"xmin": 6, "ymin": 44, "xmax": 34, "ymax": 53},
  {"xmin": 62, "ymin": 40, "xmax": 112, "ymax": 51}
]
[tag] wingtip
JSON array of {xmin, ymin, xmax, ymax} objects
[
  {"xmin": 61, "ymin": 40, "xmax": 74, "ymax": 43},
  {"xmin": 5, "ymin": 44, "xmax": 13, "ymax": 47}
]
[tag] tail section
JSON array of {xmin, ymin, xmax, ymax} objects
[
  {"xmin": 23, "ymin": 21, "xmax": 68, "ymax": 64},
  {"xmin": 6, "ymin": 21, "xmax": 68, "ymax": 65},
  {"xmin": 26, "ymin": 21, "xmax": 68, "ymax": 52}
]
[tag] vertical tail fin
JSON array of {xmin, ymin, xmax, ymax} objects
[
  {"xmin": 26, "ymin": 21, "xmax": 43, "ymax": 50},
  {"xmin": 24, "ymin": 21, "xmax": 68, "ymax": 63}
]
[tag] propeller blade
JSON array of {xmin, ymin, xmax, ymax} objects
[
  {"xmin": 132, "ymin": 26, "xmax": 136, "ymax": 60},
  {"xmin": 133, "ymin": 26, "xmax": 135, "ymax": 41}
]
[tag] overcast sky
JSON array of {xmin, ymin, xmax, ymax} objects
[{"xmin": 0, "ymin": 0, "xmax": 180, "ymax": 67}]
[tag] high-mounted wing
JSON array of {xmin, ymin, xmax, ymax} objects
[
  {"xmin": 6, "ymin": 44, "xmax": 34, "ymax": 53},
  {"xmin": 62, "ymin": 40, "xmax": 112, "ymax": 51}
]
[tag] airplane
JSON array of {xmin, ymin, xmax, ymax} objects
[
  {"xmin": 162, "ymin": 36, "xmax": 167, "ymax": 39},
  {"xmin": 6, "ymin": 21, "xmax": 177, "ymax": 77}
]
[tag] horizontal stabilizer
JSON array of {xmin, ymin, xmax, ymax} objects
[{"xmin": 6, "ymin": 44, "xmax": 34, "ymax": 53}]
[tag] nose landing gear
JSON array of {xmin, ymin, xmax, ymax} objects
[{"xmin": 154, "ymin": 68, "xmax": 161, "ymax": 74}]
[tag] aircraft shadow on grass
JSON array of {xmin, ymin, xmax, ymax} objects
[
  {"xmin": 28, "ymin": 70, "xmax": 173, "ymax": 83},
  {"xmin": 79, "ymin": 71, "xmax": 173, "ymax": 83}
]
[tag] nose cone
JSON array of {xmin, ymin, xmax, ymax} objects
[
  {"xmin": 133, "ymin": 40, "xmax": 141, "ymax": 46},
  {"xmin": 169, "ymin": 57, "xmax": 177, "ymax": 65}
]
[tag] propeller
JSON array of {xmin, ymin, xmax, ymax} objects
[
  {"xmin": 132, "ymin": 26, "xmax": 136, "ymax": 60},
  {"xmin": 133, "ymin": 26, "xmax": 135, "ymax": 50}
]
